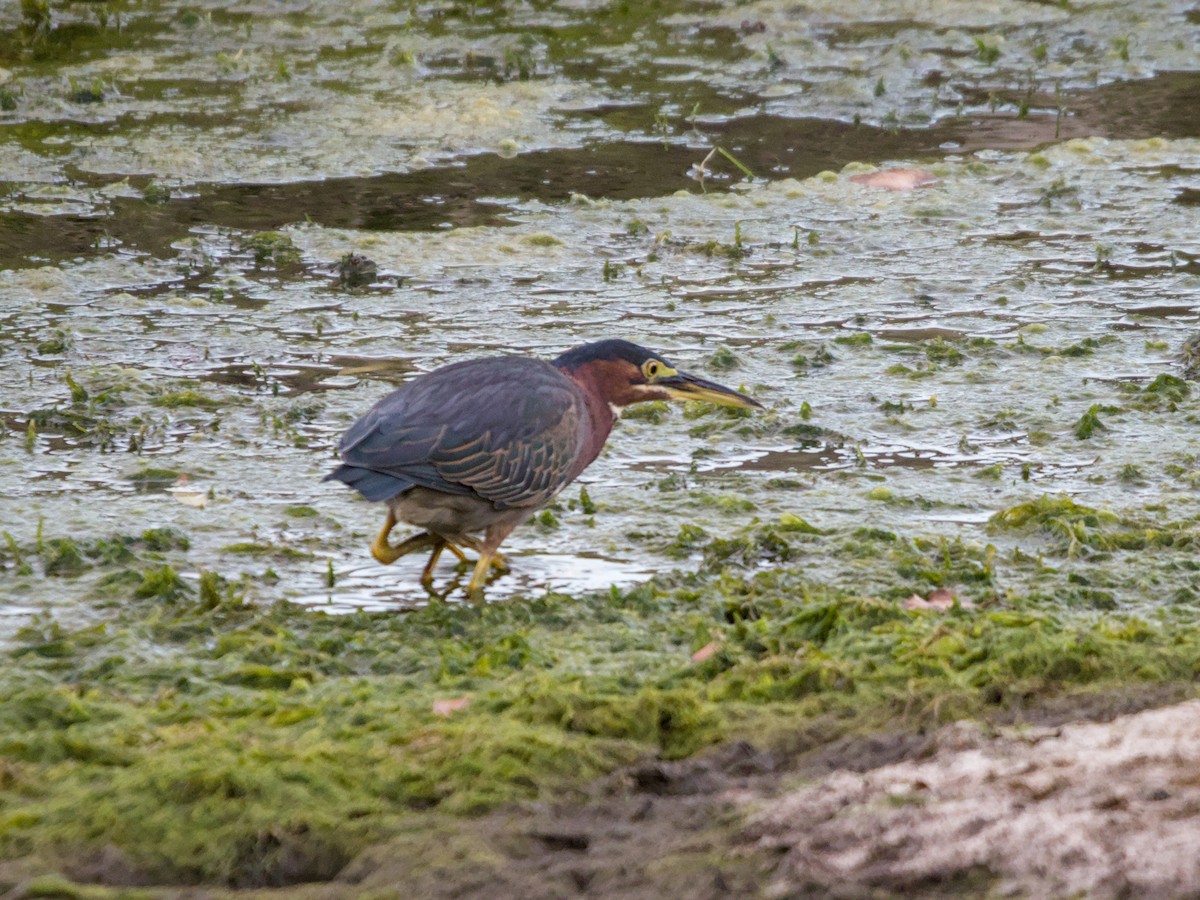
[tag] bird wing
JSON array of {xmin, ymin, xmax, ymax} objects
[{"xmin": 336, "ymin": 357, "xmax": 588, "ymax": 509}]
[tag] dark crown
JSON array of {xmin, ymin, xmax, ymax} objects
[{"xmin": 551, "ymin": 339, "xmax": 670, "ymax": 373}]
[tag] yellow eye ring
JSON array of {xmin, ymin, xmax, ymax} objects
[{"xmin": 641, "ymin": 359, "xmax": 676, "ymax": 380}]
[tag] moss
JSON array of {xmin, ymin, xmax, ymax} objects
[
  {"xmin": 141, "ymin": 182, "xmax": 172, "ymax": 204},
  {"xmin": 703, "ymin": 528, "xmax": 792, "ymax": 569},
  {"xmin": 666, "ymin": 523, "xmax": 709, "ymax": 557},
  {"xmin": 511, "ymin": 684, "xmax": 721, "ymax": 759},
  {"xmin": 35, "ymin": 330, "xmax": 71, "ymax": 355},
  {"xmin": 1136, "ymin": 373, "xmax": 1190, "ymax": 409},
  {"xmin": 789, "ymin": 344, "xmax": 834, "ymax": 370},
  {"xmin": 2, "ymin": 552, "xmax": 1200, "ymax": 888},
  {"xmin": 922, "ymin": 339, "xmax": 965, "ymax": 365},
  {"xmin": 683, "ymin": 240, "xmax": 745, "ymax": 260}
]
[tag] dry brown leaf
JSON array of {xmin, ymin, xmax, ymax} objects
[
  {"xmin": 927, "ymin": 587, "xmax": 958, "ymax": 609},
  {"xmin": 904, "ymin": 589, "xmax": 974, "ymax": 611},
  {"xmin": 432, "ymin": 697, "xmax": 470, "ymax": 717},
  {"xmin": 850, "ymin": 168, "xmax": 938, "ymax": 191},
  {"xmin": 169, "ymin": 474, "xmax": 207, "ymax": 509},
  {"xmin": 691, "ymin": 641, "xmax": 721, "ymax": 663}
]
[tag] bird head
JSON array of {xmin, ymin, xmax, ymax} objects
[{"xmin": 552, "ymin": 340, "xmax": 763, "ymax": 412}]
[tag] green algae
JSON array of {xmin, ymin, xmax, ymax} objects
[
  {"xmin": 132, "ymin": 565, "xmax": 191, "ymax": 601},
  {"xmin": 243, "ymin": 232, "xmax": 301, "ymax": 267},
  {"xmin": 150, "ymin": 389, "xmax": 222, "ymax": 410},
  {"xmin": 1074, "ymin": 403, "xmax": 1110, "ymax": 439},
  {"xmin": 127, "ymin": 468, "xmax": 183, "ymax": 491},
  {"xmin": 988, "ymin": 496, "xmax": 1195, "ymax": 555},
  {"xmin": 221, "ymin": 543, "xmax": 312, "ymax": 560},
  {"xmin": 3, "ymin": 539, "xmax": 1200, "ymax": 888}
]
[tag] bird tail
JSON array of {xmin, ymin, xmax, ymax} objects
[{"xmin": 324, "ymin": 465, "xmax": 412, "ymax": 503}]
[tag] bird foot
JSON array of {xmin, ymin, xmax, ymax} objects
[{"xmin": 371, "ymin": 512, "xmax": 439, "ymax": 566}]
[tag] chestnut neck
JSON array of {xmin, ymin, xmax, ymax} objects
[{"xmin": 560, "ymin": 363, "xmax": 619, "ymax": 479}]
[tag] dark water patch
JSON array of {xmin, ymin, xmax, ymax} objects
[
  {"xmin": 0, "ymin": 114, "xmax": 1035, "ymax": 268},
  {"xmin": 199, "ymin": 354, "xmax": 414, "ymax": 397},
  {"xmin": 717, "ymin": 444, "xmax": 982, "ymax": 476},
  {"xmin": 0, "ymin": 14, "xmax": 168, "ymax": 66},
  {"xmin": 957, "ymin": 71, "xmax": 1200, "ymax": 145},
  {"xmin": 1126, "ymin": 304, "xmax": 1199, "ymax": 319},
  {"xmin": 877, "ymin": 328, "xmax": 968, "ymax": 343},
  {"xmin": 820, "ymin": 20, "xmax": 919, "ymax": 48},
  {"xmin": 1066, "ymin": 71, "xmax": 1200, "ymax": 140},
  {"xmin": 652, "ymin": 438, "xmax": 1099, "ymax": 483},
  {"xmin": 4, "ymin": 71, "xmax": 1200, "ymax": 272}
]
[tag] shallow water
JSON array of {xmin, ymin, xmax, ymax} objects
[{"xmin": 1, "ymin": 1, "xmax": 1199, "ymax": 622}]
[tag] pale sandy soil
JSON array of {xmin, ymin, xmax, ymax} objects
[{"xmin": 749, "ymin": 700, "xmax": 1200, "ymax": 898}]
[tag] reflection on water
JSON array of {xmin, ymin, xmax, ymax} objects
[{"xmin": 291, "ymin": 553, "xmax": 652, "ymax": 613}]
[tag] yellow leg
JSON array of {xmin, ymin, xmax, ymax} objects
[
  {"xmin": 457, "ymin": 534, "xmax": 507, "ymax": 569},
  {"xmin": 421, "ymin": 544, "xmax": 443, "ymax": 583},
  {"xmin": 420, "ymin": 537, "xmax": 472, "ymax": 584},
  {"xmin": 370, "ymin": 510, "xmax": 437, "ymax": 565},
  {"xmin": 466, "ymin": 554, "xmax": 495, "ymax": 595},
  {"xmin": 465, "ymin": 522, "xmax": 517, "ymax": 596}
]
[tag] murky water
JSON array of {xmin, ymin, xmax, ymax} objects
[{"xmin": 2, "ymin": 1, "xmax": 1199, "ymax": 622}]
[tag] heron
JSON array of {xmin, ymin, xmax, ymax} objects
[{"xmin": 326, "ymin": 339, "xmax": 762, "ymax": 594}]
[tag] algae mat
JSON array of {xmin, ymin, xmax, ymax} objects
[{"xmin": 3, "ymin": 0, "xmax": 1200, "ymax": 895}]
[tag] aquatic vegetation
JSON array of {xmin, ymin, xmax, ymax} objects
[
  {"xmin": 0, "ymin": 0, "xmax": 1199, "ymax": 890},
  {"xmin": 151, "ymin": 388, "xmax": 222, "ymax": 410},
  {"xmin": 243, "ymin": 232, "xmax": 301, "ymax": 267},
  {"xmin": 3, "ymin": 528, "xmax": 1200, "ymax": 887},
  {"xmin": 988, "ymin": 496, "xmax": 1195, "ymax": 555}
]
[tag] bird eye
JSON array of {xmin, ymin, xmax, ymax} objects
[{"xmin": 644, "ymin": 360, "xmax": 660, "ymax": 379}]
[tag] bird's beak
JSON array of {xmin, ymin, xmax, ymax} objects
[{"xmin": 656, "ymin": 372, "xmax": 764, "ymax": 409}]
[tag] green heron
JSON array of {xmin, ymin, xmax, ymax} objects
[{"xmin": 326, "ymin": 339, "xmax": 762, "ymax": 594}]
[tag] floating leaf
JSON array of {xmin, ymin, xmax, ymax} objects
[{"xmin": 850, "ymin": 169, "xmax": 938, "ymax": 191}]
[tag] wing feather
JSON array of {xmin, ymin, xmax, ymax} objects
[{"xmin": 332, "ymin": 356, "xmax": 588, "ymax": 508}]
